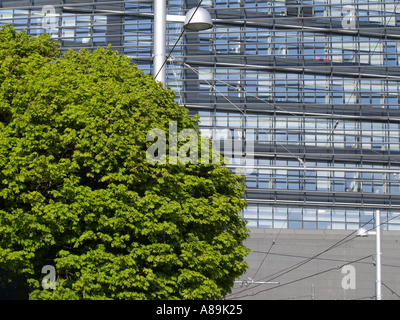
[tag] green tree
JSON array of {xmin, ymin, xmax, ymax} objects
[{"xmin": 0, "ymin": 25, "xmax": 250, "ymax": 300}]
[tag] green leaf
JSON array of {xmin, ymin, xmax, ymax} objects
[{"xmin": 0, "ymin": 25, "xmax": 250, "ymax": 300}]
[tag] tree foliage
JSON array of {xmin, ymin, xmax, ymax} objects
[{"xmin": 0, "ymin": 25, "xmax": 250, "ymax": 300}]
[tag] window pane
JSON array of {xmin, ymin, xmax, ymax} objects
[
  {"xmin": 304, "ymin": 222, "xmax": 317, "ymax": 229},
  {"xmin": 288, "ymin": 207, "xmax": 302, "ymax": 221},
  {"xmin": 247, "ymin": 220, "xmax": 257, "ymax": 228},
  {"xmin": 289, "ymin": 221, "xmax": 302, "ymax": 229},
  {"xmin": 346, "ymin": 209, "xmax": 359, "ymax": 223},
  {"xmin": 274, "ymin": 206, "xmax": 288, "ymax": 220},
  {"xmin": 244, "ymin": 205, "xmax": 257, "ymax": 219},
  {"xmin": 274, "ymin": 220, "xmax": 287, "ymax": 229},
  {"xmin": 318, "ymin": 222, "xmax": 332, "ymax": 229},
  {"xmin": 332, "ymin": 222, "xmax": 346, "ymax": 230},
  {"xmin": 318, "ymin": 209, "xmax": 331, "ymax": 221},
  {"xmin": 259, "ymin": 220, "xmax": 273, "ymax": 228},
  {"xmin": 332, "ymin": 208, "xmax": 346, "ymax": 222},
  {"xmin": 304, "ymin": 208, "xmax": 316, "ymax": 221},
  {"xmin": 259, "ymin": 205, "xmax": 273, "ymax": 219}
]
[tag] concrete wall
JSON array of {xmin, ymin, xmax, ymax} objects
[{"xmin": 227, "ymin": 229, "xmax": 400, "ymax": 300}]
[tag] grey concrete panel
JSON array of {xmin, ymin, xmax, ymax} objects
[{"xmin": 227, "ymin": 229, "xmax": 400, "ymax": 300}]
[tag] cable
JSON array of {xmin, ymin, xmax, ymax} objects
[
  {"xmin": 179, "ymin": 55, "xmax": 400, "ymax": 291},
  {"xmin": 250, "ymin": 250, "xmax": 400, "ymax": 269},
  {"xmin": 179, "ymin": 63, "xmax": 332, "ymax": 133},
  {"xmin": 181, "ymin": 5, "xmax": 400, "ymax": 299},
  {"xmin": 247, "ymin": 1, "xmax": 400, "ymax": 283},
  {"xmin": 236, "ymin": 255, "xmax": 373, "ymax": 299},
  {"xmin": 227, "ymin": 213, "xmax": 400, "ymax": 299},
  {"xmin": 382, "ymin": 213, "xmax": 400, "ymax": 226},
  {"xmin": 302, "ymin": 0, "xmax": 400, "ymax": 191},
  {"xmin": 226, "ymin": 223, "xmax": 368, "ymax": 299},
  {"xmin": 262, "ymin": 219, "xmax": 372, "ymax": 280},
  {"xmin": 177, "ymin": 58, "xmax": 307, "ymax": 178},
  {"xmin": 279, "ymin": 295, "xmax": 313, "ymax": 300},
  {"xmin": 227, "ymin": 255, "xmax": 373, "ymax": 300},
  {"xmin": 382, "ymin": 282, "xmax": 400, "ymax": 299},
  {"xmin": 339, "ymin": 296, "xmax": 375, "ymax": 301},
  {"xmin": 153, "ymin": 0, "xmax": 204, "ymax": 81},
  {"xmin": 178, "ymin": 58, "xmax": 400, "ymax": 293},
  {"xmin": 176, "ymin": 58, "xmax": 307, "ymax": 169},
  {"xmin": 169, "ymin": 57, "xmax": 184, "ymax": 105},
  {"xmin": 229, "ymin": 215, "xmax": 387, "ymax": 297},
  {"xmin": 176, "ymin": 58, "xmax": 400, "ymax": 281},
  {"xmin": 159, "ymin": 4, "xmax": 400, "ymax": 288},
  {"xmin": 387, "ymin": 231, "xmax": 400, "ymax": 248},
  {"xmin": 168, "ymin": 4, "xmax": 400, "ymax": 298},
  {"xmin": 258, "ymin": 213, "xmax": 399, "ymax": 284},
  {"xmin": 177, "ymin": 62, "xmax": 400, "ymax": 169}
]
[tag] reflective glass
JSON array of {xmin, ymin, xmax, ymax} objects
[{"xmin": 2, "ymin": 0, "xmax": 398, "ymax": 230}]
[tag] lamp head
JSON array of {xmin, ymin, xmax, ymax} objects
[
  {"xmin": 184, "ymin": 7, "xmax": 213, "ymax": 31},
  {"xmin": 356, "ymin": 227, "xmax": 369, "ymax": 237}
]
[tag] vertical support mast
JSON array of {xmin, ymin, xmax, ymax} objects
[
  {"xmin": 376, "ymin": 210, "xmax": 382, "ymax": 300},
  {"xmin": 153, "ymin": 0, "xmax": 167, "ymax": 88}
]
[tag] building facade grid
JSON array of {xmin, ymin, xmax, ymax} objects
[{"xmin": 1, "ymin": 0, "xmax": 400, "ymax": 230}]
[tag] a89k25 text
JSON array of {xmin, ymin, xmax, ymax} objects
[{"xmin": 156, "ymin": 304, "xmax": 243, "ymax": 317}]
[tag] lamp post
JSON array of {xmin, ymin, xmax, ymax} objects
[
  {"xmin": 356, "ymin": 210, "xmax": 382, "ymax": 300},
  {"xmin": 153, "ymin": 0, "xmax": 167, "ymax": 88},
  {"xmin": 153, "ymin": 3, "xmax": 213, "ymax": 88}
]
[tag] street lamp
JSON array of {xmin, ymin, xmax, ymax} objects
[
  {"xmin": 356, "ymin": 210, "xmax": 382, "ymax": 300},
  {"xmin": 153, "ymin": 1, "xmax": 213, "ymax": 88},
  {"xmin": 183, "ymin": 7, "xmax": 213, "ymax": 31}
]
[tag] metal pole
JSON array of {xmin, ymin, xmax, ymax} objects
[
  {"xmin": 153, "ymin": 0, "xmax": 166, "ymax": 88},
  {"xmin": 375, "ymin": 210, "xmax": 382, "ymax": 300},
  {"xmin": 311, "ymin": 285, "xmax": 315, "ymax": 300}
]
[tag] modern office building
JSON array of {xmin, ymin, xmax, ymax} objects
[{"xmin": 1, "ymin": 0, "xmax": 399, "ymax": 299}]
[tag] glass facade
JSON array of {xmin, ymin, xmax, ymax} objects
[{"xmin": 2, "ymin": 0, "xmax": 400, "ymax": 230}]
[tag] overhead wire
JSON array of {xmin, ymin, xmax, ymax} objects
[
  {"xmin": 153, "ymin": 0, "xmax": 204, "ymax": 81},
  {"xmin": 225, "ymin": 217, "xmax": 374, "ymax": 299},
  {"xmin": 36, "ymin": 0, "xmax": 400, "ymax": 298},
  {"xmin": 176, "ymin": 58, "xmax": 400, "ymax": 300},
  {"xmin": 167, "ymin": 2, "xmax": 400, "ymax": 172},
  {"xmin": 250, "ymin": 212, "xmax": 400, "ymax": 297},
  {"xmin": 175, "ymin": 58, "xmax": 306, "ymax": 169},
  {"xmin": 227, "ymin": 254, "xmax": 374, "ymax": 300},
  {"xmin": 250, "ymin": 250, "xmax": 400, "ymax": 270},
  {"xmin": 278, "ymin": 294, "xmax": 313, "ymax": 300},
  {"xmin": 169, "ymin": 57, "xmax": 184, "ymax": 105},
  {"xmin": 382, "ymin": 282, "xmax": 400, "ymax": 299},
  {"xmin": 175, "ymin": 56, "xmax": 400, "ymax": 285},
  {"xmin": 167, "ymin": 59, "xmax": 371, "ymax": 299},
  {"xmin": 165, "ymin": 1, "xmax": 399, "ymax": 252},
  {"xmin": 227, "ymin": 213, "xmax": 400, "ymax": 299},
  {"xmin": 232, "ymin": 0, "xmax": 400, "ymax": 284},
  {"xmin": 46, "ymin": 0, "xmax": 400, "ymax": 300},
  {"xmin": 165, "ymin": 2, "xmax": 400, "ymax": 298},
  {"xmin": 339, "ymin": 295, "xmax": 375, "ymax": 300}
]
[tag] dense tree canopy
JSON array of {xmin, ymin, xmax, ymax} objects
[{"xmin": 0, "ymin": 25, "xmax": 250, "ymax": 300}]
